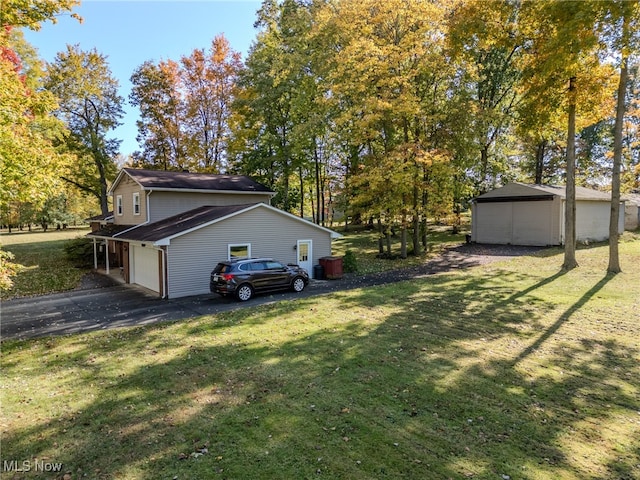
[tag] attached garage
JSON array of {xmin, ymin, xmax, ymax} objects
[
  {"xmin": 101, "ymin": 203, "xmax": 340, "ymax": 299},
  {"xmin": 471, "ymin": 183, "xmax": 624, "ymax": 246},
  {"xmin": 130, "ymin": 245, "xmax": 161, "ymax": 294}
]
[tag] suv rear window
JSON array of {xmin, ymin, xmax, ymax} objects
[{"xmin": 213, "ymin": 263, "xmax": 231, "ymax": 274}]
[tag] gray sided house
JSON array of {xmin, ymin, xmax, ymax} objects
[
  {"xmin": 471, "ymin": 183, "xmax": 625, "ymax": 246},
  {"xmin": 89, "ymin": 168, "xmax": 340, "ymax": 299}
]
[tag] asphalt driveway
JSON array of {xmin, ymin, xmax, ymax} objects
[
  {"xmin": 1, "ymin": 281, "xmax": 337, "ymax": 340},
  {"xmin": 1, "ymin": 244, "xmax": 545, "ymax": 341}
]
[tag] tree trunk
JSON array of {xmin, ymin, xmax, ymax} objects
[
  {"xmin": 479, "ymin": 146, "xmax": 489, "ymax": 192},
  {"xmin": 94, "ymin": 153, "xmax": 110, "ymax": 215},
  {"xmin": 608, "ymin": 56, "xmax": 627, "ymax": 274},
  {"xmin": 385, "ymin": 224, "xmax": 392, "ymax": 256},
  {"xmin": 412, "ymin": 214, "xmax": 421, "ymax": 256},
  {"xmin": 412, "ymin": 179, "xmax": 421, "ymax": 255},
  {"xmin": 377, "ymin": 217, "xmax": 384, "ymax": 254},
  {"xmin": 400, "ymin": 213, "xmax": 407, "ymax": 259},
  {"xmin": 563, "ymin": 76, "xmax": 578, "ymax": 271},
  {"xmin": 298, "ymin": 166, "xmax": 304, "ymax": 218},
  {"xmin": 421, "ymin": 166, "xmax": 429, "ymax": 250},
  {"xmin": 534, "ymin": 139, "xmax": 547, "ymax": 184},
  {"xmin": 314, "ymin": 143, "xmax": 321, "ymax": 224}
]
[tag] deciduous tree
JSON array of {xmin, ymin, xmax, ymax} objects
[
  {"xmin": 181, "ymin": 35, "xmax": 242, "ymax": 173},
  {"xmin": 229, "ymin": 0, "xmax": 314, "ymax": 213},
  {"xmin": 0, "ymin": 28, "xmax": 70, "ymax": 228},
  {"xmin": 315, "ymin": 0, "xmax": 453, "ymax": 255},
  {"xmin": 46, "ymin": 45, "xmax": 124, "ymax": 215},
  {"xmin": 130, "ymin": 59, "xmax": 186, "ymax": 170},
  {"xmin": 518, "ymin": 0, "xmax": 615, "ymax": 271},
  {"xmin": 0, "ymin": 0, "xmax": 79, "ymax": 30},
  {"xmin": 602, "ymin": 0, "xmax": 640, "ymax": 273}
]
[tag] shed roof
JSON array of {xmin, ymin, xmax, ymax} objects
[
  {"xmin": 110, "ymin": 168, "xmax": 274, "ymax": 196},
  {"xmin": 475, "ymin": 183, "xmax": 616, "ymax": 202}
]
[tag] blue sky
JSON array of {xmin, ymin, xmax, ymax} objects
[{"xmin": 24, "ymin": 0, "xmax": 263, "ymax": 157}]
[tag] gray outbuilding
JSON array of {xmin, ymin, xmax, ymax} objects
[{"xmin": 471, "ymin": 183, "xmax": 625, "ymax": 246}]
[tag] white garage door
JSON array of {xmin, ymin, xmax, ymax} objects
[
  {"xmin": 131, "ymin": 245, "xmax": 160, "ymax": 293},
  {"xmin": 512, "ymin": 201, "xmax": 552, "ymax": 246},
  {"xmin": 475, "ymin": 203, "xmax": 512, "ymax": 244},
  {"xmin": 475, "ymin": 201, "xmax": 553, "ymax": 246}
]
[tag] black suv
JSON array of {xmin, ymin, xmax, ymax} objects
[{"xmin": 210, "ymin": 258, "xmax": 309, "ymax": 301}]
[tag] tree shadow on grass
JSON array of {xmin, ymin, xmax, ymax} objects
[
  {"xmin": 2, "ymin": 268, "xmax": 638, "ymax": 479},
  {"xmin": 512, "ymin": 273, "xmax": 615, "ymax": 366}
]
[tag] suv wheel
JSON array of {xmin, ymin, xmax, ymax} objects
[
  {"xmin": 291, "ymin": 276, "xmax": 306, "ymax": 293},
  {"xmin": 235, "ymin": 283, "xmax": 254, "ymax": 301}
]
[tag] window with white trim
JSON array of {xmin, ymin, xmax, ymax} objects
[
  {"xmin": 116, "ymin": 195, "xmax": 123, "ymax": 216},
  {"xmin": 133, "ymin": 192, "xmax": 140, "ymax": 215},
  {"xmin": 228, "ymin": 244, "xmax": 251, "ymax": 260}
]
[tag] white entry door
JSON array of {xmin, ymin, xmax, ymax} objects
[{"xmin": 296, "ymin": 240, "xmax": 313, "ymax": 276}]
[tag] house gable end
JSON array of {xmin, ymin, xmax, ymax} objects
[
  {"xmin": 109, "ymin": 169, "xmax": 144, "ymax": 196},
  {"xmin": 115, "ymin": 203, "xmax": 342, "ymax": 246},
  {"xmin": 160, "ymin": 203, "xmax": 341, "ymax": 244}
]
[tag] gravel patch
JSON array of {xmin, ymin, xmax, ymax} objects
[{"xmin": 312, "ymin": 243, "xmax": 549, "ymax": 292}]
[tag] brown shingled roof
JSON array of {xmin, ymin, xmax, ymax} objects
[
  {"xmin": 116, "ymin": 168, "xmax": 274, "ymax": 194},
  {"xmin": 111, "ymin": 204, "xmax": 254, "ymax": 243},
  {"xmin": 87, "ymin": 224, "xmax": 136, "ymax": 239}
]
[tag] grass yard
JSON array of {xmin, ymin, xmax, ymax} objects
[
  {"xmin": 0, "ymin": 227, "xmax": 92, "ymax": 299},
  {"xmin": 1, "ymin": 233, "xmax": 639, "ymax": 479},
  {"xmin": 332, "ymin": 224, "xmax": 468, "ymax": 273}
]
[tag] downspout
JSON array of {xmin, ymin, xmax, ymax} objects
[
  {"xmin": 161, "ymin": 246, "xmax": 167, "ymax": 299},
  {"xmin": 146, "ymin": 190, "xmax": 152, "ymax": 222},
  {"xmin": 93, "ymin": 238, "xmax": 98, "ymax": 269}
]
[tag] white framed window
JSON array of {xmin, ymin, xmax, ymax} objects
[
  {"xmin": 116, "ymin": 195, "xmax": 123, "ymax": 216},
  {"xmin": 228, "ymin": 243, "xmax": 251, "ymax": 260},
  {"xmin": 133, "ymin": 192, "xmax": 140, "ymax": 215}
]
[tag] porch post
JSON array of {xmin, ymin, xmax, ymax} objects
[{"xmin": 105, "ymin": 242, "xmax": 110, "ymax": 274}]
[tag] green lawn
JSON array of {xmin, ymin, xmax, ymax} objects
[
  {"xmin": 2, "ymin": 233, "xmax": 639, "ymax": 479},
  {"xmin": 332, "ymin": 224, "xmax": 467, "ymax": 273},
  {"xmin": 0, "ymin": 227, "xmax": 92, "ymax": 299}
]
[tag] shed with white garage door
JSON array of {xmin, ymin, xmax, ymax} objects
[{"xmin": 470, "ymin": 183, "xmax": 624, "ymax": 246}]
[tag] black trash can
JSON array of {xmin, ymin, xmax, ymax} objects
[{"xmin": 313, "ymin": 264, "xmax": 324, "ymax": 280}]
